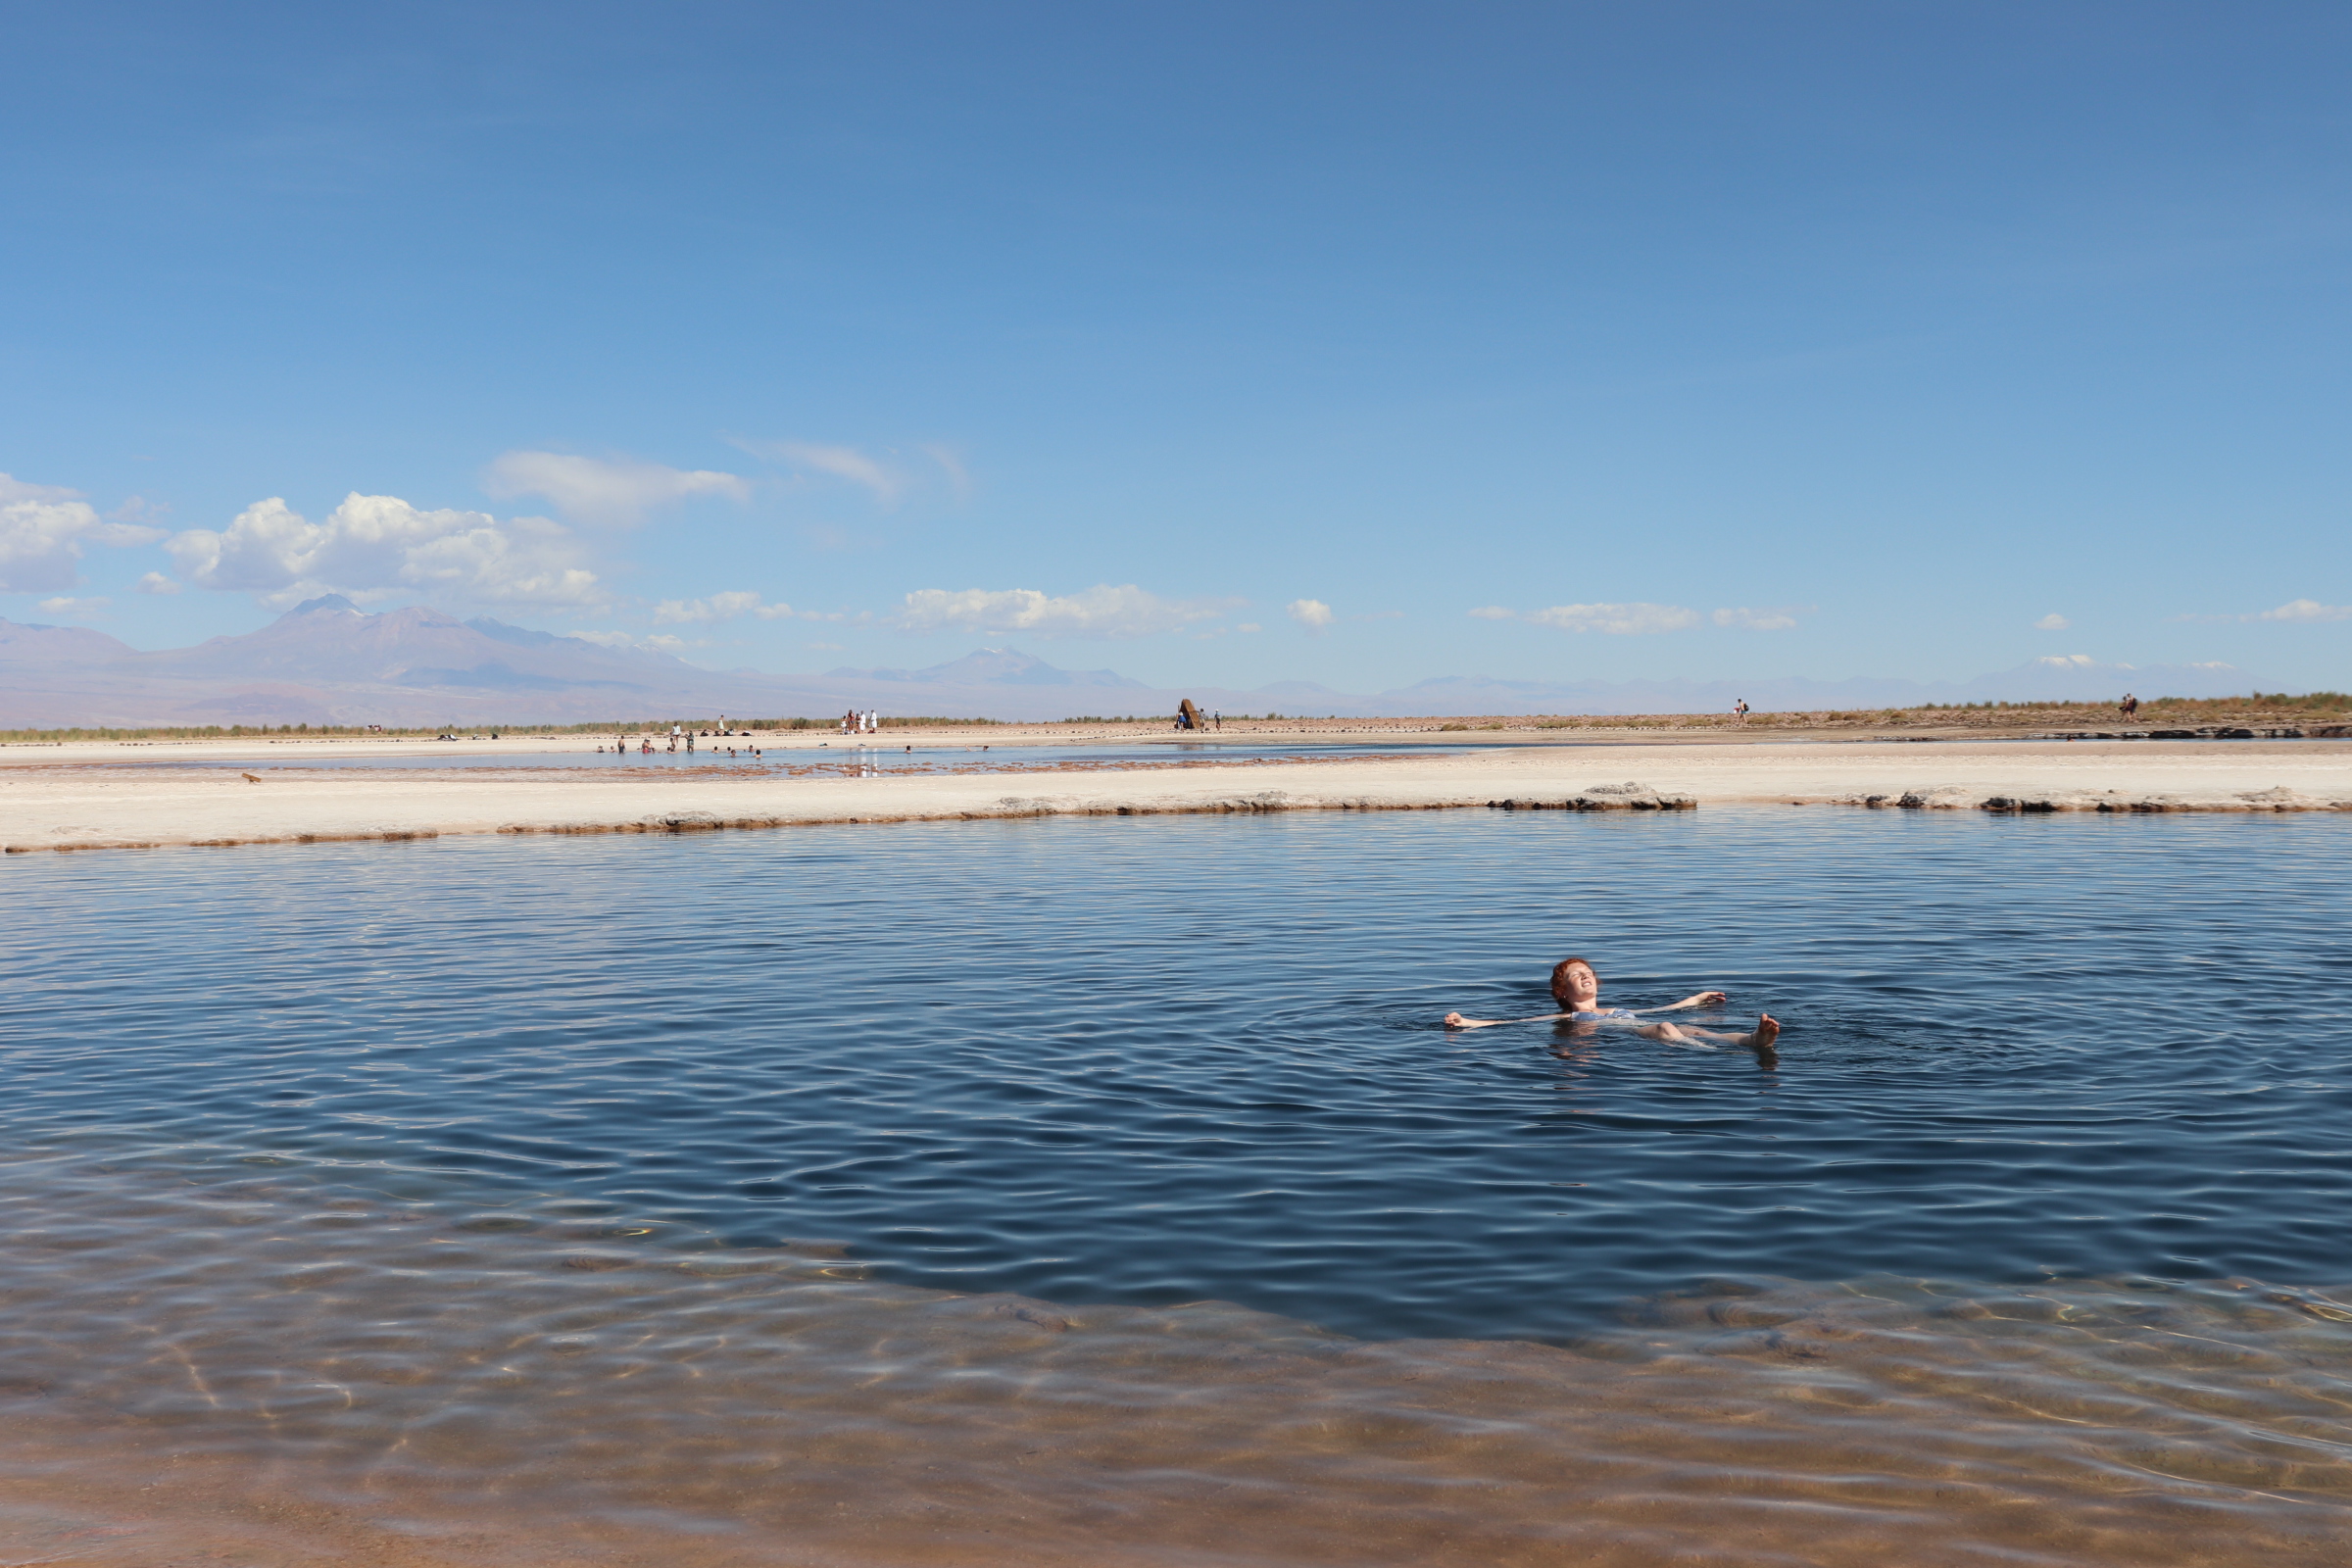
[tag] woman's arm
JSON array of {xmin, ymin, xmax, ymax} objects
[
  {"xmin": 1642, "ymin": 991, "xmax": 1728, "ymax": 1013},
  {"xmin": 1444, "ymin": 1010, "xmax": 1571, "ymax": 1029}
]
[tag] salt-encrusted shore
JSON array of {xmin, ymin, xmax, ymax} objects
[{"xmin": 3, "ymin": 734, "xmax": 2347, "ymax": 855}]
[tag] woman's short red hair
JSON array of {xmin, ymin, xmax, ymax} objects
[{"xmin": 1549, "ymin": 956, "xmax": 1596, "ymax": 1008}]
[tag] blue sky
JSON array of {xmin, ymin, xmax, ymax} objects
[{"xmin": 3, "ymin": 0, "xmax": 2347, "ymax": 694}]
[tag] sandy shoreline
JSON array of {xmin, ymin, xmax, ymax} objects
[{"xmin": 4, "ymin": 731, "xmax": 2348, "ymax": 855}]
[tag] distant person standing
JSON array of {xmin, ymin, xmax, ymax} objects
[
  {"xmin": 2120, "ymin": 692, "xmax": 2139, "ymax": 720},
  {"xmin": 1734, "ymin": 699, "xmax": 1750, "ymax": 723}
]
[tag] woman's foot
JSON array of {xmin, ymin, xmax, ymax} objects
[{"xmin": 1748, "ymin": 1012, "xmax": 1781, "ymax": 1052}]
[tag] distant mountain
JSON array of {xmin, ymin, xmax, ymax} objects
[
  {"xmin": 0, "ymin": 618, "xmax": 140, "ymax": 667},
  {"xmin": 0, "ymin": 597, "xmax": 782, "ymax": 727},
  {"xmin": 160, "ymin": 595, "xmax": 698, "ymax": 688},
  {"xmin": 0, "ymin": 600, "xmax": 2272, "ymax": 728}
]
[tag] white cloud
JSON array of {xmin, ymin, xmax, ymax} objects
[
  {"xmin": 1288, "ymin": 598, "xmax": 1334, "ymax": 631},
  {"xmin": 134, "ymin": 571, "xmax": 182, "ymax": 595},
  {"xmin": 784, "ymin": 443, "xmax": 901, "ymax": 502},
  {"xmin": 0, "ymin": 472, "xmax": 165, "ymax": 593},
  {"xmin": 897, "ymin": 584, "xmax": 1240, "ymax": 639},
  {"xmin": 2252, "ymin": 599, "xmax": 2351, "ymax": 623},
  {"xmin": 726, "ymin": 438, "xmax": 907, "ymax": 505},
  {"xmin": 1235, "ymin": 622, "xmax": 1262, "ymax": 633},
  {"xmin": 2034, "ymin": 654, "xmax": 2102, "ymax": 668},
  {"xmin": 919, "ymin": 445, "xmax": 972, "ymax": 503},
  {"xmin": 653, "ymin": 590, "xmax": 795, "ymax": 625},
  {"xmin": 1525, "ymin": 602, "xmax": 1702, "ymax": 635},
  {"xmin": 575, "ymin": 629, "xmax": 700, "ymax": 654},
  {"xmin": 35, "ymin": 596, "xmax": 109, "ymax": 615},
  {"xmin": 109, "ymin": 496, "xmax": 171, "ymax": 524},
  {"xmin": 481, "ymin": 451, "xmax": 749, "ymax": 526},
  {"xmin": 1711, "ymin": 606, "xmax": 1805, "ymax": 631},
  {"xmin": 2034, "ymin": 612, "xmax": 2071, "ymax": 630},
  {"xmin": 166, "ymin": 493, "xmax": 603, "ymax": 607},
  {"xmin": 1477, "ymin": 601, "xmax": 1800, "ymax": 634}
]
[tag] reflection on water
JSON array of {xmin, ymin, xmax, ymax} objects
[{"xmin": 5, "ymin": 809, "xmax": 2352, "ymax": 1560}]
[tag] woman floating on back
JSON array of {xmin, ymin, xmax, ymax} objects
[{"xmin": 1445, "ymin": 956, "xmax": 1780, "ymax": 1052}]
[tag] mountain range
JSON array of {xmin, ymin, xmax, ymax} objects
[{"xmin": 0, "ymin": 596, "xmax": 2259, "ymax": 727}]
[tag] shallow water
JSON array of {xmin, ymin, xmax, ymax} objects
[
  {"xmin": 5, "ymin": 809, "xmax": 2351, "ymax": 1563},
  {"xmin": 130, "ymin": 738, "xmax": 1446, "ymax": 773}
]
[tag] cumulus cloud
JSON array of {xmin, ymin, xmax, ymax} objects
[
  {"xmin": 653, "ymin": 590, "xmax": 796, "ymax": 625},
  {"xmin": 2034, "ymin": 612, "xmax": 2071, "ymax": 630},
  {"xmin": 2252, "ymin": 599, "xmax": 2351, "ymax": 623},
  {"xmin": 1525, "ymin": 602, "xmax": 1702, "ymax": 635},
  {"xmin": 898, "ymin": 584, "xmax": 1240, "ymax": 639},
  {"xmin": 0, "ymin": 473, "xmax": 165, "ymax": 593},
  {"xmin": 134, "ymin": 571, "xmax": 181, "ymax": 595},
  {"xmin": 166, "ymin": 493, "xmax": 603, "ymax": 607},
  {"xmin": 1287, "ymin": 598, "xmax": 1334, "ymax": 631},
  {"xmin": 1711, "ymin": 606, "xmax": 1805, "ymax": 631},
  {"xmin": 35, "ymin": 596, "xmax": 108, "ymax": 615},
  {"xmin": 481, "ymin": 451, "xmax": 749, "ymax": 526}
]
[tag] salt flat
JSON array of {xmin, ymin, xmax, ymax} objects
[{"xmin": 3, "ymin": 732, "xmax": 2346, "ymax": 854}]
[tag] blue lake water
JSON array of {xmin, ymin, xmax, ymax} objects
[
  {"xmin": 9, "ymin": 808, "xmax": 2348, "ymax": 1341},
  {"xmin": 6, "ymin": 808, "xmax": 2352, "ymax": 1564}
]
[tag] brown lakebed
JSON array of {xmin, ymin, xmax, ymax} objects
[{"xmin": 4, "ymin": 1156, "xmax": 2351, "ymax": 1568}]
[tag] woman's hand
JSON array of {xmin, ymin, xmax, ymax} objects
[{"xmin": 1660, "ymin": 991, "xmax": 1729, "ymax": 1010}]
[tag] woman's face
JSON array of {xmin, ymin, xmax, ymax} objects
[{"xmin": 1559, "ymin": 963, "xmax": 1598, "ymax": 1003}]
